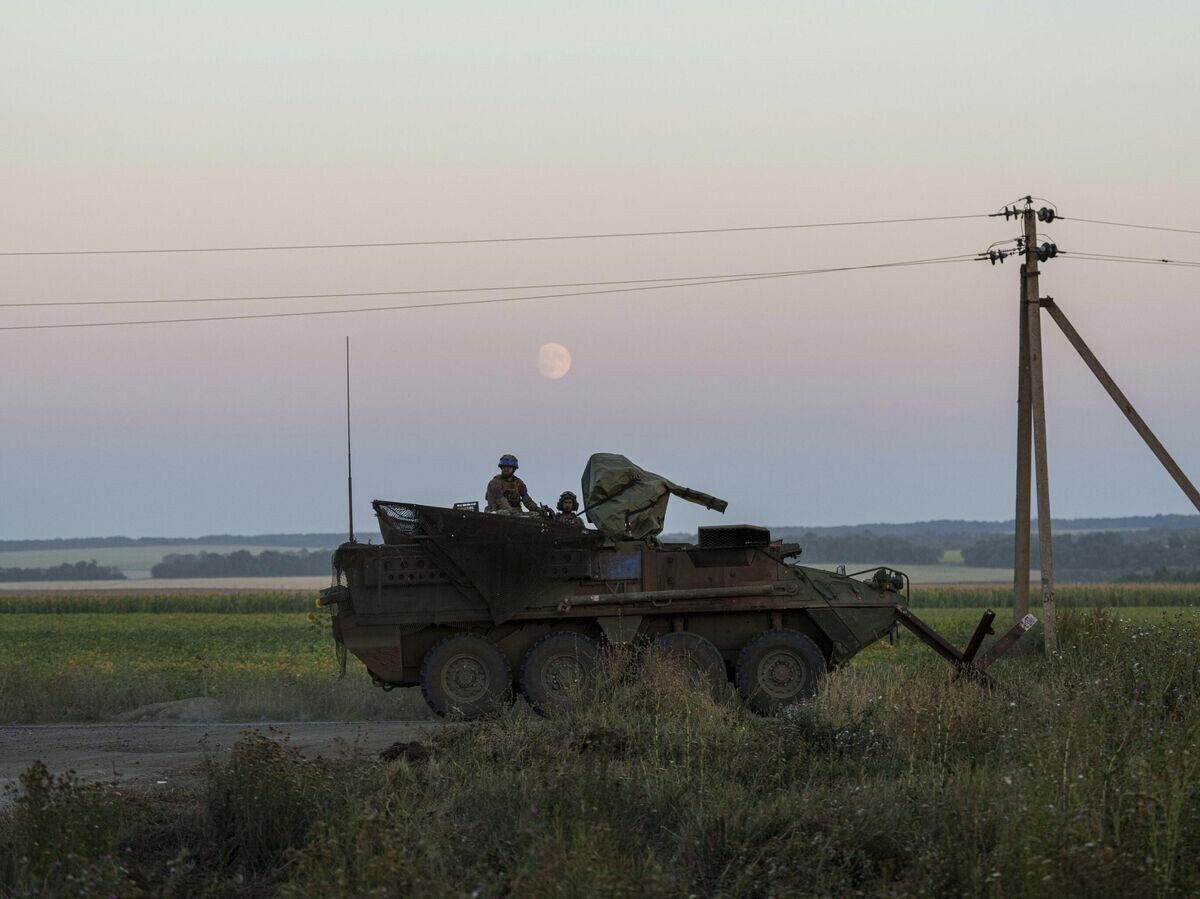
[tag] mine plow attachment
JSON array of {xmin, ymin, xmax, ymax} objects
[{"xmin": 893, "ymin": 607, "xmax": 1039, "ymax": 686}]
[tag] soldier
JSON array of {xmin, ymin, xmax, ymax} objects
[
  {"xmin": 556, "ymin": 492, "xmax": 585, "ymax": 525},
  {"xmin": 556, "ymin": 491, "xmax": 584, "ymax": 527},
  {"xmin": 486, "ymin": 454, "xmax": 540, "ymax": 513}
]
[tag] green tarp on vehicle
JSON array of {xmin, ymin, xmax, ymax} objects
[{"xmin": 581, "ymin": 453, "xmax": 728, "ymax": 541}]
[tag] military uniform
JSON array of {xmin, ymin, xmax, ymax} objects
[
  {"xmin": 486, "ymin": 473, "xmax": 538, "ymax": 513},
  {"xmin": 556, "ymin": 510, "xmax": 584, "ymax": 528}
]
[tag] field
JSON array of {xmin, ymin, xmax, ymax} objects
[
  {"xmin": 3, "ymin": 587, "xmax": 1200, "ymax": 896},
  {"xmin": 0, "ymin": 593, "xmax": 425, "ymax": 724},
  {"xmin": 4, "ymin": 585, "xmax": 1200, "ymax": 724}
]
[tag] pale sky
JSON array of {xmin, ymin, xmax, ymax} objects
[{"xmin": 3, "ymin": 2, "xmax": 1200, "ymax": 539}]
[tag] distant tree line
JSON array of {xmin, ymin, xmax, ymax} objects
[
  {"xmin": 963, "ymin": 530, "xmax": 1200, "ymax": 571},
  {"xmin": 0, "ymin": 533, "xmax": 343, "ymax": 552},
  {"xmin": 151, "ymin": 550, "xmax": 331, "ymax": 578},
  {"xmin": 0, "ymin": 561, "xmax": 126, "ymax": 582},
  {"xmin": 773, "ymin": 513, "xmax": 1200, "ymax": 539}
]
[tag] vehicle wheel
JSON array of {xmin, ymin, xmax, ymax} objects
[
  {"xmin": 650, "ymin": 632, "xmax": 728, "ymax": 699},
  {"xmin": 735, "ymin": 629, "xmax": 826, "ymax": 715},
  {"xmin": 419, "ymin": 633, "xmax": 512, "ymax": 719},
  {"xmin": 519, "ymin": 631, "xmax": 600, "ymax": 717}
]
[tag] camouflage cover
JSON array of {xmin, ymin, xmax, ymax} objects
[{"xmin": 581, "ymin": 453, "xmax": 728, "ymax": 541}]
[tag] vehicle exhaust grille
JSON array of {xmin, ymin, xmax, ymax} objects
[{"xmin": 696, "ymin": 525, "xmax": 771, "ymax": 548}]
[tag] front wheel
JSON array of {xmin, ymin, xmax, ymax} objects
[{"xmin": 735, "ymin": 629, "xmax": 826, "ymax": 715}]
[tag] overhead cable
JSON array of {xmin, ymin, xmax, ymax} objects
[
  {"xmin": 0, "ymin": 215, "xmax": 990, "ymax": 257},
  {"xmin": 0, "ymin": 263, "xmax": 954, "ymax": 308},
  {"xmin": 1059, "ymin": 251, "xmax": 1200, "ymax": 268},
  {"xmin": 0, "ymin": 254, "xmax": 976, "ymax": 332},
  {"xmin": 1061, "ymin": 217, "xmax": 1200, "ymax": 237}
]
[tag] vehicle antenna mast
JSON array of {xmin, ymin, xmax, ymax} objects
[{"xmin": 345, "ymin": 336, "xmax": 355, "ymax": 544}]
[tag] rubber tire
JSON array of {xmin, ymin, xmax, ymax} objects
[
  {"xmin": 735, "ymin": 629, "xmax": 826, "ymax": 715},
  {"xmin": 650, "ymin": 632, "xmax": 728, "ymax": 699},
  {"xmin": 419, "ymin": 633, "xmax": 512, "ymax": 720},
  {"xmin": 519, "ymin": 631, "xmax": 600, "ymax": 717}
]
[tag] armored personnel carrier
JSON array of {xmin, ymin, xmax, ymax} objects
[{"xmin": 321, "ymin": 454, "xmax": 1034, "ymax": 718}]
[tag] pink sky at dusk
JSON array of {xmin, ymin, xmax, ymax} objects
[{"xmin": 3, "ymin": 2, "xmax": 1199, "ymax": 539}]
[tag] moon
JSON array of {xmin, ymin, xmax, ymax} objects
[{"xmin": 536, "ymin": 342, "xmax": 572, "ymax": 380}]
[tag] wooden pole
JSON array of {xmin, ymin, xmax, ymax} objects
[
  {"xmin": 1041, "ymin": 299, "xmax": 1200, "ymax": 513},
  {"xmin": 346, "ymin": 336, "xmax": 355, "ymax": 544},
  {"xmin": 1014, "ymin": 268, "xmax": 1033, "ymax": 621},
  {"xmin": 1023, "ymin": 207, "xmax": 1058, "ymax": 654}
]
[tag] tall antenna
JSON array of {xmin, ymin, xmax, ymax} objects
[{"xmin": 345, "ymin": 336, "xmax": 355, "ymax": 543}]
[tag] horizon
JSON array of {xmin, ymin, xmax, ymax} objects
[{"xmin": 7, "ymin": 510, "xmax": 1200, "ymax": 545}]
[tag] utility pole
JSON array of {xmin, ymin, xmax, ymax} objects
[
  {"xmin": 1013, "ymin": 268, "xmax": 1033, "ymax": 621},
  {"xmin": 1022, "ymin": 204, "xmax": 1058, "ymax": 654},
  {"xmin": 345, "ymin": 336, "xmax": 355, "ymax": 544},
  {"xmin": 996, "ymin": 195, "xmax": 1200, "ymax": 656},
  {"xmin": 1041, "ymin": 300, "xmax": 1200, "ymax": 513}
]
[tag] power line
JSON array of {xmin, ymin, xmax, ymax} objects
[
  {"xmin": 0, "ymin": 254, "xmax": 976, "ymax": 332},
  {"xmin": 0, "ymin": 264, "xmax": 942, "ymax": 308},
  {"xmin": 1061, "ymin": 217, "xmax": 1200, "ymax": 237},
  {"xmin": 0, "ymin": 215, "xmax": 989, "ymax": 257},
  {"xmin": 1059, "ymin": 251, "xmax": 1200, "ymax": 268}
]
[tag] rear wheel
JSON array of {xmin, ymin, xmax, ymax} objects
[
  {"xmin": 650, "ymin": 632, "xmax": 728, "ymax": 699},
  {"xmin": 419, "ymin": 633, "xmax": 512, "ymax": 719},
  {"xmin": 520, "ymin": 631, "xmax": 600, "ymax": 717},
  {"xmin": 735, "ymin": 629, "xmax": 826, "ymax": 715}
]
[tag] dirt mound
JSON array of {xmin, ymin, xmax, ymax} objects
[
  {"xmin": 113, "ymin": 697, "xmax": 226, "ymax": 723},
  {"xmin": 379, "ymin": 740, "xmax": 431, "ymax": 763}
]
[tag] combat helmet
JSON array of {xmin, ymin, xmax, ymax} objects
[{"xmin": 498, "ymin": 453, "xmax": 519, "ymax": 469}]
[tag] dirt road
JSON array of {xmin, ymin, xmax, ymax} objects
[{"xmin": 0, "ymin": 721, "xmax": 436, "ymax": 799}]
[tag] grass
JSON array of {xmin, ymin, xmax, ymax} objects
[
  {"xmin": 0, "ymin": 608, "xmax": 426, "ymax": 723},
  {"xmin": 915, "ymin": 582, "xmax": 1200, "ymax": 608},
  {"xmin": 3, "ymin": 608, "xmax": 1199, "ymax": 897},
  {"xmin": 0, "ymin": 590, "xmax": 313, "ymax": 615}
]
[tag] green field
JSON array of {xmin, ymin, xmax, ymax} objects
[
  {"xmin": 3, "ymin": 595, "xmax": 1199, "ymax": 897},
  {"xmin": 0, "ymin": 598, "xmax": 424, "ymax": 724},
  {"xmin": 0, "ymin": 544, "xmax": 316, "ymax": 578}
]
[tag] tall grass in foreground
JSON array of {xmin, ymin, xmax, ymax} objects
[{"xmin": 4, "ymin": 609, "xmax": 1200, "ymax": 898}]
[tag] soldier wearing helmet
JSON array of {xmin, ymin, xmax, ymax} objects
[
  {"xmin": 486, "ymin": 454, "xmax": 539, "ymax": 513},
  {"xmin": 555, "ymin": 490, "xmax": 584, "ymax": 527}
]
